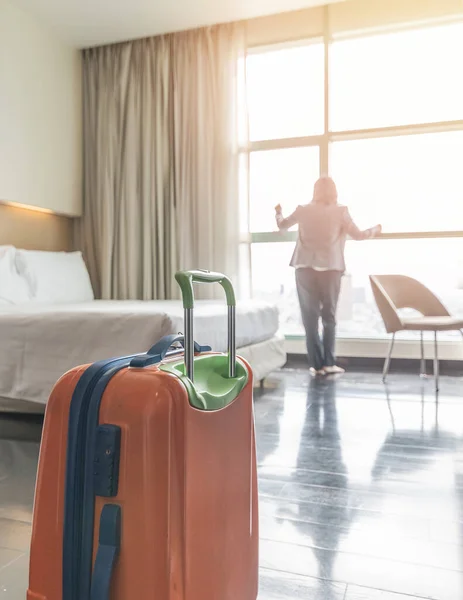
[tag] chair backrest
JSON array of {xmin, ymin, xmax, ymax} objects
[
  {"xmin": 369, "ymin": 274, "xmax": 450, "ymax": 333},
  {"xmin": 369, "ymin": 276, "xmax": 402, "ymax": 333}
]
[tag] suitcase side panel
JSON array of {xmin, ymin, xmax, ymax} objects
[
  {"xmin": 184, "ymin": 374, "xmax": 258, "ymax": 600},
  {"xmin": 28, "ymin": 365, "xmax": 88, "ymax": 600}
]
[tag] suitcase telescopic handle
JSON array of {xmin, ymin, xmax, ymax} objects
[{"xmin": 175, "ymin": 270, "xmax": 236, "ymax": 382}]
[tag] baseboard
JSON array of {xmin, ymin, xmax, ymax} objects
[
  {"xmin": 285, "ymin": 336, "xmax": 463, "ymax": 361},
  {"xmin": 286, "ymin": 353, "xmax": 463, "ymax": 375}
]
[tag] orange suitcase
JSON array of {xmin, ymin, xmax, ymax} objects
[{"xmin": 28, "ymin": 270, "xmax": 259, "ymax": 600}]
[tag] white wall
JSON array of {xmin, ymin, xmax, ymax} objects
[
  {"xmin": 0, "ymin": 0, "xmax": 82, "ymax": 216},
  {"xmin": 247, "ymin": 0, "xmax": 463, "ymax": 46},
  {"xmin": 330, "ymin": 0, "xmax": 463, "ymax": 36}
]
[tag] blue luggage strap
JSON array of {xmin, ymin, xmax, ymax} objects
[
  {"xmin": 63, "ymin": 357, "xmax": 130, "ymax": 600},
  {"xmin": 130, "ymin": 334, "xmax": 210, "ymax": 368},
  {"xmin": 90, "ymin": 504, "xmax": 121, "ymax": 600}
]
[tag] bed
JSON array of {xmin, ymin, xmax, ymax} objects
[{"xmin": 0, "ymin": 247, "xmax": 286, "ymax": 412}]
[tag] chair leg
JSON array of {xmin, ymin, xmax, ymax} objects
[
  {"xmin": 433, "ymin": 331, "xmax": 439, "ymax": 393},
  {"xmin": 420, "ymin": 331, "xmax": 426, "ymax": 377},
  {"xmin": 383, "ymin": 333, "xmax": 395, "ymax": 383}
]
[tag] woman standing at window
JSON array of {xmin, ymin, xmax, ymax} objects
[{"xmin": 276, "ymin": 176, "xmax": 381, "ymax": 376}]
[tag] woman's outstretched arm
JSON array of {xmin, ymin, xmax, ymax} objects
[
  {"xmin": 275, "ymin": 205, "xmax": 300, "ymax": 231},
  {"xmin": 342, "ymin": 207, "xmax": 381, "ymax": 240}
]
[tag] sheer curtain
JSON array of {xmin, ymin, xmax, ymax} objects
[{"xmin": 77, "ymin": 23, "xmax": 247, "ymax": 300}]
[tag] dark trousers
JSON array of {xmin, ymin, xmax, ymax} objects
[{"xmin": 296, "ymin": 268, "xmax": 342, "ymax": 370}]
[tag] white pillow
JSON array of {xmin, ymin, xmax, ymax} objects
[
  {"xmin": 0, "ymin": 247, "xmax": 32, "ymax": 304},
  {"xmin": 15, "ymin": 250, "xmax": 94, "ymax": 304}
]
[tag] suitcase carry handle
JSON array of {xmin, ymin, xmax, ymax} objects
[
  {"xmin": 174, "ymin": 270, "xmax": 236, "ymax": 309},
  {"xmin": 175, "ymin": 270, "xmax": 236, "ymax": 382},
  {"xmin": 129, "ymin": 334, "xmax": 211, "ymax": 368}
]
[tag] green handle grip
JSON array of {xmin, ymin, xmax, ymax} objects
[{"xmin": 175, "ymin": 270, "xmax": 236, "ymax": 309}]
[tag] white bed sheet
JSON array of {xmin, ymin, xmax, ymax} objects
[{"xmin": 0, "ymin": 299, "xmax": 279, "ymax": 405}]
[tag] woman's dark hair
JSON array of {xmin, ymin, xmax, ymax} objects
[{"xmin": 312, "ymin": 176, "xmax": 338, "ymax": 206}]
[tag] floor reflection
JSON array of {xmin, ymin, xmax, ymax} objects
[
  {"xmin": 292, "ymin": 378, "xmax": 350, "ymax": 597},
  {"xmin": 255, "ymin": 370, "xmax": 463, "ymax": 600},
  {"xmin": 374, "ymin": 384, "xmax": 458, "ymax": 482}
]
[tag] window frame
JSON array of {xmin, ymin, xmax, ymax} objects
[{"xmin": 242, "ymin": 16, "xmax": 463, "ymax": 248}]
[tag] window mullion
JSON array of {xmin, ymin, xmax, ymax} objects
[{"xmin": 321, "ymin": 4, "xmax": 330, "ymax": 176}]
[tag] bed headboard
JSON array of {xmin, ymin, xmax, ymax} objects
[{"xmin": 0, "ymin": 203, "xmax": 72, "ymax": 251}]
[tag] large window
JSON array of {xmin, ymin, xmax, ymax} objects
[
  {"xmin": 243, "ymin": 20, "xmax": 463, "ymax": 342},
  {"xmin": 330, "ymin": 131, "xmax": 463, "ymax": 232},
  {"xmin": 249, "ymin": 147, "xmax": 320, "ymax": 232},
  {"xmin": 246, "ymin": 43, "xmax": 324, "ymax": 141},
  {"xmin": 329, "ymin": 23, "xmax": 463, "ymax": 131}
]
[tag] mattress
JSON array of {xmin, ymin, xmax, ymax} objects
[
  {"xmin": 0, "ymin": 299, "xmax": 279, "ymax": 406},
  {"xmin": 237, "ymin": 334, "xmax": 286, "ymax": 383},
  {"xmin": 0, "ymin": 334, "xmax": 287, "ymax": 414},
  {"xmin": 134, "ymin": 300, "xmax": 279, "ymax": 351}
]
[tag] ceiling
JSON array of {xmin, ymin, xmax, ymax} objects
[{"xmin": 13, "ymin": 0, "xmax": 345, "ymax": 48}]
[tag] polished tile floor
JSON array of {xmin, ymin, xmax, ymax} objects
[{"xmin": 1, "ymin": 368, "xmax": 463, "ymax": 599}]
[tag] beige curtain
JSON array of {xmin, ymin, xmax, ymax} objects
[
  {"xmin": 77, "ymin": 24, "xmax": 246, "ymax": 300},
  {"xmin": 172, "ymin": 26, "xmax": 246, "ymax": 299}
]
